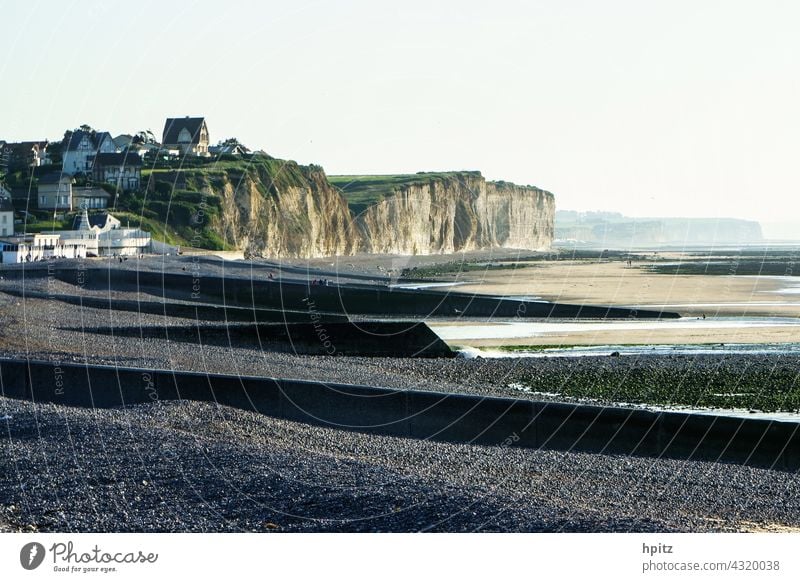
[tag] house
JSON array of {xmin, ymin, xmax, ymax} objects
[
  {"xmin": 1, "ymin": 141, "xmax": 50, "ymax": 171},
  {"xmin": 0, "ymin": 233, "xmax": 87, "ymax": 263},
  {"xmin": 209, "ymin": 142, "xmax": 249, "ymax": 157},
  {"xmin": 37, "ymin": 173, "xmax": 74, "ymax": 211},
  {"xmin": 62, "ymin": 129, "xmax": 117, "ymax": 175},
  {"xmin": 162, "ymin": 117, "xmax": 210, "ymax": 156},
  {"xmin": 0, "ymin": 197, "xmax": 14, "ymax": 237},
  {"xmin": 113, "ymin": 134, "xmax": 134, "ymax": 149},
  {"xmin": 73, "ymin": 186, "xmax": 111, "ymax": 210},
  {"xmin": 93, "ymin": 152, "xmax": 143, "ymax": 192}
]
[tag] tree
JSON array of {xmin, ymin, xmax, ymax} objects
[{"xmin": 133, "ymin": 130, "xmax": 156, "ymax": 145}]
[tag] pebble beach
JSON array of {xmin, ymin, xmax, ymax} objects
[{"xmin": 1, "ymin": 256, "xmax": 799, "ymax": 532}]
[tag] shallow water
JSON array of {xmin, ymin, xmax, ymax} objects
[
  {"xmin": 456, "ymin": 342, "xmax": 800, "ymax": 359},
  {"xmin": 633, "ymin": 301, "xmax": 800, "ymax": 308},
  {"xmin": 388, "ymin": 281, "xmax": 473, "ymax": 290}
]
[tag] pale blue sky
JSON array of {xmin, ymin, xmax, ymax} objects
[{"xmin": 2, "ymin": 0, "xmax": 798, "ymax": 231}]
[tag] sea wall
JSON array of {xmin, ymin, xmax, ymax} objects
[{"xmin": 3, "ymin": 359, "xmax": 797, "ymax": 470}]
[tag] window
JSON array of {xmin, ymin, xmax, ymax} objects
[{"xmin": 40, "ymin": 196, "xmax": 47, "ymax": 206}]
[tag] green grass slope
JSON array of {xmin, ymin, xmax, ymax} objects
[
  {"xmin": 116, "ymin": 155, "xmax": 315, "ymax": 250},
  {"xmin": 329, "ymin": 171, "xmax": 482, "ymax": 215}
]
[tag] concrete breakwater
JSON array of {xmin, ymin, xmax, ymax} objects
[
  {"xmin": 40, "ymin": 267, "xmax": 679, "ymax": 319},
  {"xmin": 3, "ymin": 359, "xmax": 797, "ymax": 470},
  {"xmin": 1, "ymin": 288, "xmax": 350, "ymax": 324},
  {"xmin": 76, "ymin": 321, "xmax": 455, "ymax": 358}
]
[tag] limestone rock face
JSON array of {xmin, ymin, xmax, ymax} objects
[
  {"xmin": 354, "ymin": 173, "xmax": 554, "ymax": 255},
  {"xmin": 178, "ymin": 163, "xmax": 554, "ymax": 258},
  {"xmin": 197, "ymin": 165, "xmax": 358, "ymax": 258}
]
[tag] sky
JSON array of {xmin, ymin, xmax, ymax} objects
[{"xmin": 2, "ymin": 0, "xmax": 799, "ymax": 234}]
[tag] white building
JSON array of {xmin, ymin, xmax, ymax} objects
[
  {"xmin": 94, "ymin": 214, "xmax": 151, "ymax": 256},
  {"xmin": 55, "ymin": 210, "xmax": 151, "ymax": 257},
  {"xmin": 55, "ymin": 211, "xmax": 99, "ymax": 256},
  {"xmin": 0, "ymin": 233, "xmax": 87, "ymax": 263},
  {"xmin": 61, "ymin": 129, "xmax": 117, "ymax": 175}
]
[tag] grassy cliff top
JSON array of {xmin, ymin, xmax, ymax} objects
[
  {"xmin": 141, "ymin": 154, "xmax": 317, "ymax": 192},
  {"xmin": 329, "ymin": 171, "xmax": 482, "ymax": 215}
]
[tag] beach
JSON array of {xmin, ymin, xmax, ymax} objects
[{"xmin": 1, "ymin": 251, "xmax": 799, "ymax": 533}]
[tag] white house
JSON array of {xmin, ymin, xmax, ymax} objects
[
  {"xmin": 62, "ymin": 129, "xmax": 117, "ymax": 175},
  {"xmin": 162, "ymin": 117, "xmax": 210, "ymax": 156}
]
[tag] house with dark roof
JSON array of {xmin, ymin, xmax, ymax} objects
[
  {"xmin": 0, "ymin": 196, "xmax": 14, "ymax": 237},
  {"xmin": 209, "ymin": 142, "xmax": 250, "ymax": 157},
  {"xmin": 1, "ymin": 141, "xmax": 50, "ymax": 171},
  {"xmin": 73, "ymin": 187, "xmax": 111, "ymax": 210},
  {"xmin": 61, "ymin": 129, "xmax": 117, "ymax": 175},
  {"xmin": 162, "ymin": 117, "xmax": 210, "ymax": 156},
  {"xmin": 38, "ymin": 173, "xmax": 75, "ymax": 211},
  {"xmin": 93, "ymin": 152, "xmax": 143, "ymax": 192}
]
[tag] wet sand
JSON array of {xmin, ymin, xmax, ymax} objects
[
  {"xmin": 455, "ymin": 260, "xmax": 800, "ymax": 317},
  {"xmin": 419, "ymin": 258, "xmax": 800, "ymax": 347}
]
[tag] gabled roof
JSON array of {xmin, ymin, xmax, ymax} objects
[
  {"xmin": 85, "ymin": 213, "xmax": 120, "ymax": 230},
  {"xmin": 162, "ymin": 117, "xmax": 207, "ymax": 145},
  {"xmin": 63, "ymin": 130, "xmax": 114, "ymax": 152},
  {"xmin": 210, "ymin": 143, "xmax": 249, "ymax": 155},
  {"xmin": 113, "ymin": 134, "xmax": 133, "ymax": 148},
  {"xmin": 94, "ymin": 152, "xmax": 143, "ymax": 167},
  {"xmin": 38, "ymin": 172, "xmax": 74, "ymax": 185},
  {"xmin": 6, "ymin": 141, "xmax": 48, "ymax": 159},
  {"xmin": 88, "ymin": 213, "xmax": 110, "ymax": 229}
]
